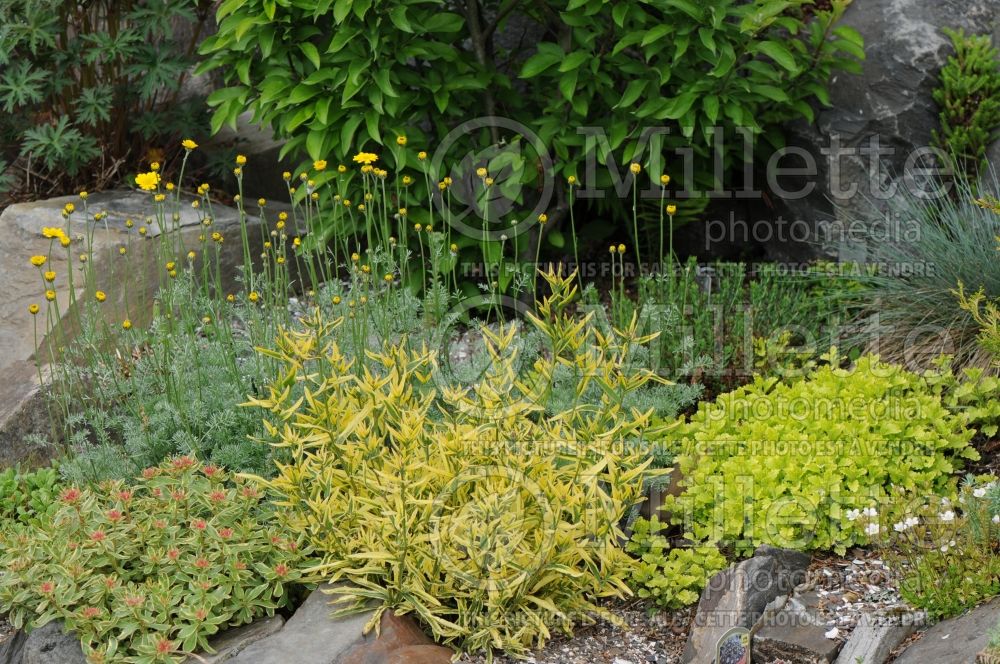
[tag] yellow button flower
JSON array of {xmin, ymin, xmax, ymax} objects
[
  {"xmin": 30, "ymin": 255, "xmax": 47, "ymax": 267},
  {"xmin": 95, "ymin": 291, "xmax": 107, "ymax": 302},
  {"xmin": 182, "ymin": 138, "xmax": 198, "ymax": 150},
  {"xmin": 314, "ymin": 160, "xmax": 327, "ymax": 171},
  {"xmin": 135, "ymin": 172, "xmax": 160, "ymax": 191}
]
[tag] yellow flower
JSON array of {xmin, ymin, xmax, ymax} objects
[
  {"xmin": 59, "ymin": 236, "xmax": 71, "ymax": 247},
  {"xmin": 234, "ymin": 168, "xmax": 243, "ymax": 176},
  {"xmin": 41, "ymin": 227, "xmax": 65, "ymax": 240},
  {"xmin": 438, "ymin": 182, "xmax": 447, "ymax": 191},
  {"xmin": 476, "ymin": 167, "xmax": 488, "ymax": 178},
  {"xmin": 119, "ymin": 246, "xmax": 127, "ymax": 255},
  {"xmin": 182, "ymin": 138, "xmax": 198, "ymax": 150},
  {"xmin": 187, "ymin": 250, "xmax": 196, "ymax": 260},
  {"xmin": 122, "ymin": 319, "xmax": 132, "ymax": 330},
  {"xmin": 609, "ymin": 245, "xmax": 616, "ymax": 254},
  {"xmin": 414, "ymin": 223, "xmax": 421, "ymax": 231},
  {"xmin": 618, "ymin": 243, "xmax": 626, "ymax": 254},
  {"xmin": 630, "ymin": 162, "xmax": 641, "ymax": 174},
  {"xmin": 276, "ymin": 220, "xmax": 286, "ymax": 230},
  {"xmin": 28, "ymin": 304, "xmax": 39, "ymax": 315},
  {"xmin": 666, "ymin": 204, "xmax": 677, "ymax": 215},
  {"xmin": 332, "ymin": 295, "xmax": 342, "ymax": 305},
  {"xmin": 166, "ymin": 182, "xmax": 175, "ymax": 191},
  {"xmin": 79, "ymin": 254, "xmax": 87, "ymax": 263},
  {"xmin": 443, "ymin": 176, "xmax": 453, "ymax": 185},
  {"xmin": 30, "ymin": 255, "xmax": 47, "ymax": 267},
  {"xmin": 314, "ymin": 160, "xmax": 327, "ymax": 171},
  {"xmin": 417, "ymin": 151, "xmax": 427, "ymax": 160},
  {"xmin": 337, "ymin": 164, "xmax": 347, "ymax": 173},
  {"xmin": 567, "ymin": 175, "xmax": 577, "ymax": 185},
  {"xmin": 150, "ymin": 162, "xmax": 160, "ymax": 171},
  {"xmin": 396, "ymin": 135, "xmax": 408, "ymax": 146},
  {"xmin": 450, "ymin": 243, "xmax": 458, "ymax": 254},
  {"xmin": 154, "ymin": 194, "xmax": 166, "ymax": 202},
  {"xmin": 352, "ymin": 152, "xmax": 378, "ymax": 165},
  {"xmin": 139, "ymin": 226, "xmax": 148, "ymax": 236},
  {"xmin": 166, "ymin": 262, "xmax": 176, "ymax": 271},
  {"xmin": 426, "ymin": 225, "xmax": 432, "ymax": 232},
  {"xmin": 399, "ymin": 208, "xmax": 408, "ymax": 217},
  {"xmin": 64, "ymin": 203, "xmax": 75, "ymax": 214},
  {"xmin": 538, "ymin": 213, "xmax": 548, "ymax": 224},
  {"xmin": 226, "ymin": 294, "xmax": 235, "ymax": 303},
  {"xmin": 236, "ymin": 154, "xmax": 247, "ymax": 166},
  {"xmin": 45, "ymin": 289, "xmax": 56, "ymax": 301},
  {"xmin": 276, "ymin": 256, "xmax": 285, "ymax": 265},
  {"xmin": 660, "ymin": 174, "xmax": 671, "ymax": 186},
  {"xmin": 168, "ymin": 270, "xmax": 177, "ymax": 278},
  {"xmin": 248, "ymin": 291, "xmax": 259, "ymax": 303},
  {"xmin": 212, "ymin": 232, "xmax": 223, "ymax": 243},
  {"xmin": 125, "ymin": 219, "xmax": 134, "ymax": 228},
  {"xmin": 357, "ymin": 204, "xmax": 365, "ymax": 211},
  {"xmin": 311, "ymin": 192, "xmax": 319, "ymax": 200},
  {"xmin": 95, "ymin": 291, "xmax": 107, "ymax": 303},
  {"xmin": 79, "ymin": 191, "xmax": 88, "ymax": 200},
  {"xmin": 258, "ymin": 198, "xmax": 266, "ymax": 207},
  {"xmin": 351, "ymin": 252, "xmax": 360, "ymax": 262},
  {"xmin": 293, "ymin": 237, "xmax": 301, "ymax": 247},
  {"xmin": 282, "ymin": 171, "xmax": 291, "ymax": 181},
  {"xmin": 484, "ymin": 177, "xmax": 494, "ymax": 186},
  {"xmin": 44, "ymin": 271, "xmax": 55, "ymax": 282},
  {"xmin": 135, "ymin": 172, "xmax": 160, "ymax": 191},
  {"xmin": 402, "ymin": 175, "xmax": 413, "ymax": 186},
  {"xmin": 384, "ymin": 273, "xmax": 394, "ymax": 282},
  {"xmin": 362, "ymin": 264, "xmax": 371, "ymax": 274}
]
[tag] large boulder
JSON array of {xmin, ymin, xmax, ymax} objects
[
  {"xmin": 894, "ymin": 597, "xmax": 1000, "ymax": 664},
  {"xmin": 681, "ymin": 545, "xmax": 811, "ymax": 663},
  {"xmin": 762, "ymin": 0, "xmax": 1000, "ymax": 263},
  {"xmin": 0, "ymin": 191, "xmax": 262, "ymax": 467}
]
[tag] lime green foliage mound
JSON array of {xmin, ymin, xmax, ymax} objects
[
  {"xmin": 0, "ymin": 457, "xmax": 303, "ymax": 664},
  {"xmin": 0, "ymin": 466, "xmax": 60, "ymax": 524},
  {"xmin": 666, "ymin": 353, "xmax": 980, "ymax": 555}
]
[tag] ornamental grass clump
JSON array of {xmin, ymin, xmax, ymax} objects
[
  {"xmin": 246, "ymin": 268, "xmax": 666, "ymax": 659},
  {"xmin": 0, "ymin": 456, "xmax": 304, "ymax": 664}
]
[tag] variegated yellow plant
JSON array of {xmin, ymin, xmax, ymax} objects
[{"xmin": 245, "ymin": 268, "xmax": 667, "ymax": 659}]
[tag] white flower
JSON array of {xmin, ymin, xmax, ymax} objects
[
  {"xmin": 942, "ymin": 497, "xmax": 951, "ymax": 505},
  {"xmin": 906, "ymin": 517, "xmax": 919, "ymax": 528},
  {"xmin": 894, "ymin": 521, "xmax": 909, "ymax": 533},
  {"xmin": 940, "ymin": 510, "xmax": 956, "ymax": 522},
  {"xmin": 949, "ymin": 540, "xmax": 956, "ymax": 547},
  {"xmin": 974, "ymin": 487, "xmax": 987, "ymax": 498},
  {"xmin": 824, "ymin": 627, "xmax": 840, "ymax": 640},
  {"xmin": 993, "ymin": 514, "xmax": 999, "ymax": 524},
  {"xmin": 865, "ymin": 523, "xmax": 880, "ymax": 536},
  {"xmin": 940, "ymin": 544, "xmax": 949, "ymax": 553},
  {"xmin": 846, "ymin": 509, "xmax": 861, "ymax": 522},
  {"xmin": 863, "ymin": 507, "xmax": 878, "ymax": 518}
]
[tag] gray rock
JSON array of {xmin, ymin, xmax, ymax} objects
[
  {"xmin": 185, "ymin": 615, "xmax": 285, "ymax": 664},
  {"xmin": 228, "ymin": 586, "xmax": 374, "ymax": 664},
  {"xmin": 0, "ymin": 630, "xmax": 27, "ymax": 664},
  {"xmin": 895, "ymin": 597, "xmax": 1000, "ymax": 664},
  {"xmin": 681, "ymin": 546, "xmax": 811, "ymax": 663},
  {"xmin": 753, "ymin": 591, "xmax": 841, "ymax": 663},
  {"xmin": 0, "ymin": 191, "xmax": 268, "ymax": 467},
  {"xmin": 20, "ymin": 622, "xmax": 85, "ymax": 664},
  {"xmin": 835, "ymin": 610, "xmax": 925, "ymax": 664},
  {"xmin": 765, "ymin": 0, "xmax": 1000, "ymax": 263}
]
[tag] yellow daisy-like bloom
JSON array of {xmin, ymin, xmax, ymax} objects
[
  {"xmin": 337, "ymin": 164, "xmax": 347, "ymax": 173},
  {"xmin": 361, "ymin": 265, "xmax": 371, "ymax": 274},
  {"xmin": 629, "ymin": 163, "xmax": 641, "ymax": 175},
  {"xmin": 150, "ymin": 162, "xmax": 160, "ymax": 171},
  {"xmin": 187, "ymin": 250, "xmax": 196, "ymax": 260},
  {"xmin": 95, "ymin": 291, "xmax": 106, "ymax": 303},
  {"xmin": 139, "ymin": 226, "xmax": 148, "ymax": 236},
  {"xmin": 402, "ymin": 175, "xmax": 413, "ymax": 186},
  {"xmin": 476, "ymin": 167, "xmax": 488, "ymax": 178},
  {"xmin": 79, "ymin": 191, "xmax": 88, "ymax": 200},
  {"xmin": 41, "ymin": 227, "xmax": 65, "ymax": 240},
  {"xmin": 64, "ymin": 203, "xmax": 75, "ymax": 214},
  {"xmin": 236, "ymin": 154, "xmax": 247, "ymax": 166},
  {"xmin": 166, "ymin": 262, "xmax": 176, "ymax": 271},
  {"xmin": 168, "ymin": 270, "xmax": 178, "ymax": 278},
  {"xmin": 30, "ymin": 255, "xmax": 47, "ymax": 267},
  {"xmin": 311, "ymin": 192, "xmax": 319, "ymax": 201},
  {"xmin": 484, "ymin": 177, "xmax": 494, "ymax": 186},
  {"xmin": 125, "ymin": 219, "xmax": 134, "ymax": 228},
  {"xmin": 154, "ymin": 194, "xmax": 166, "ymax": 202},
  {"xmin": 353, "ymin": 152, "xmax": 378, "ymax": 165},
  {"xmin": 417, "ymin": 151, "xmax": 427, "ymax": 160},
  {"xmin": 45, "ymin": 289, "xmax": 56, "ymax": 301},
  {"xmin": 226, "ymin": 294, "xmax": 235, "ymax": 303},
  {"xmin": 618, "ymin": 243, "xmax": 626, "ymax": 254},
  {"xmin": 135, "ymin": 172, "xmax": 160, "ymax": 191},
  {"xmin": 399, "ymin": 208, "xmax": 408, "ymax": 217},
  {"xmin": 384, "ymin": 273, "xmax": 394, "ymax": 283},
  {"xmin": 119, "ymin": 246, "xmax": 127, "ymax": 255},
  {"xmin": 166, "ymin": 183, "xmax": 175, "ymax": 191},
  {"xmin": 44, "ymin": 271, "xmax": 56, "ymax": 282},
  {"xmin": 567, "ymin": 175, "xmax": 577, "ymax": 185},
  {"xmin": 276, "ymin": 257, "xmax": 285, "ymax": 265},
  {"xmin": 202, "ymin": 316, "xmax": 211, "ymax": 324},
  {"xmin": 293, "ymin": 237, "xmax": 301, "ymax": 247},
  {"xmin": 182, "ymin": 138, "xmax": 198, "ymax": 150},
  {"xmin": 396, "ymin": 136, "xmax": 407, "ymax": 146},
  {"xmin": 197, "ymin": 183, "xmax": 210, "ymax": 195},
  {"xmin": 282, "ymin": 171, "xmax": 291, "ymax": 181},
  {"xmin": 538, "ymin": 213, "xmax": 548, "ymax": 224},
  {"xmin": 28, "ymin": 304, "xmax": 39, "ymax": 315},
  {"xmin": 444, "ymin": 176, "xmax": 453, "ymax": 185},
  {"xmin": 276, "ymin": 220, "xmax": 285, "ymax": 230},
  {"xmin": 332, "ymin": 295, "xmax": 342, "ymax": 305},
  {"xmin": 264, "ymin": 241, "xmax": 272, "ymax": 250},
  {"xmin": 122, "ymin": 319, "xmax": 132, "ymax": 330},
  {"xmin": 450, "ymin": 243, "xmax": 458, "ymax": 254},
  {"xmin": 666, "ymin": 204, "xmax": 677, "ymax": 215},
  {"xmin": 360, "ymin": 165, "xmax": 373, "ymax": 174},
  {"xmin": 257, "ymin": 198, "xmax": 266, "ymax": 207},
  {"xmin": 351, "ymin": 252, "xmax": 360, "ymax": 262},
  {"xmin": 660, "ymin": 174, "xmax": 671, "ymax": 186},
  {"xmin": 59, "ymin": 236, "xmax": 71, "ymax": 248},
  {"xmin": 314, "ymin": 160, "xmax": 327, "ymax": 171},
  {"xmin": 212, "ymin": 232, "xmax": 223, "ymax": 243},
  {"xmin": 248, "ymin": 291, "xmax": 259, "ymax": 303},
  {"xmin": 438, "ymin": 182, "xmax": 447, "ymax": 191},
  {"xmin": 343, "ymin": 199, "xmax": 351, "ymax": 207}
]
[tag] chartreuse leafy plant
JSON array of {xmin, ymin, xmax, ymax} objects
[
  {"xmin": 624, "ymin": 516, "xmax": 727, "ymax": 610},
  {"xmin": 0, "ymin": 457, "xmax": 304, "ymax": 664},
  {"xmin": 0, "ymin": 466, "xmax": 60, "ymax": 524},
  {"xmin": 198, "ymin": 0, "xmax": 862, "ymax": 261},
  {"xmin": 246, "ymin": 269, "xmax": 665, "ymax": 659},
  {"xmin": 663, "ymin": 351, "xmax": 980, "ymax": 556}
]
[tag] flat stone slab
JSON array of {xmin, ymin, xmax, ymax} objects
[
  {"xmin": 753, "ymin": 592, "xmax": 842, "ymax": 663},
  {"xmin": 834, "ymin": 610, "xmax": 924, "ymax": 664},
  {"xmin": 895, "ymin": 598, "xmax": 1000, "ymax": 664},
  {"xmin": 0, "ymin": 191, "xmax": 254, "ymax": 467}
]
